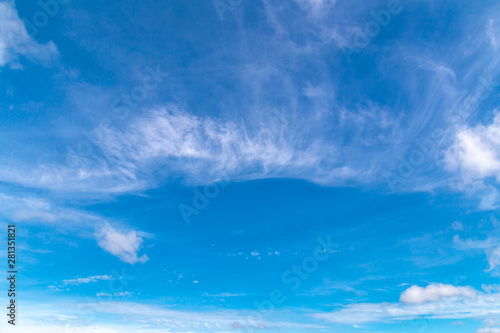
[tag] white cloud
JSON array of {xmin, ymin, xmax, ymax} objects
[
  {"xmin": 293, "ymin": 0, "xmax": 338, "ymax": 17},
  {"xmin": 16, "ymin": 300, "xmax": 325, "ymax": 332},
  {"xmin": 98, "ymin": 108, "xmax": 331, "ymax": 184},
  {"xmin": 312, "ymin": 284, "xmax": 500, "ymax": 325},
  {"xmin": 400, "ymin": 284, "xmax": 477, "ymax": 304},
  {"xmin": 0, "ymin": 0, "xmax": 495, "ymax": 204},
  {"xmin": 0, "ymin": 324, "xmax": 119, "ymax": 333},
  {"xmin": 86, "ymin": 105, "xmax": 399, "ymax": 189},
  {"xmin": 96, "ymin": 291, "xmax": 133, "ymax": 297},
  {"xmin": 451, "ymin": 220, "xmax": 464, "ymax": 231},
  {"xmin": 0, "ymin": 159, "xmax": 148, "ymax": 194},
  {"xmin": 0, "ymin": 192, "xmax": 98, "ymax": 224},
  {"xmin": 445, "ymin": 113, "xmax": 500, "ymax": 209},
  {"xmin": 48, "ymin": 285, "xmax": 69, "ymax": 292},
  {"xmin": 202, "ymin": 292, "xmax": 246, "ymax": 297},
  {"xmin": 0, "ymin": 191, "xmax": 152, "ymax": 264},
  {"xmin": 478, "ymin": 328, "xmax": 500, "ymax": 333},
  {"xmin": 489, "ymin": 247, "xmax": 500, "ymax": 269},
  {"xmin": 63, "ymin": 275, "xmax": 114, "ymax": 286},
  {"xmin": 303, "ymin": 278, "xmax": 367, "ymax": 296},
  {"xmin": 482, "ymin": 284, "xmax": 500, "ymax": 293},
  {"xmin": 96, "ymin": 224, "xmax": 149, "ymax": 264},
  {"xmin": 0, "ymin": 1, "xmax": 58, "ymax": 67},
  {"xmin": 487, "ymin": 19, "xmax": 499, "ymax": 48},
  {"xmin": 445, "ymin": 115, "xmax": 500, "ymax": 179},
  {"xmin": 0, "ymin": 106, "xmax": 345, "ymax": 192},
  {"xmin": 0, "ymin": 86, "xmax": 404, "ymax": 194},
  {"xmin": 454, "ymin": 236, "xmax": 500, "ymax": 275}
]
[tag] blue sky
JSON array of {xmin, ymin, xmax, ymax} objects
[{"xmin": 0, "ymin": 0, "xmax": 500, "ymax": 332}]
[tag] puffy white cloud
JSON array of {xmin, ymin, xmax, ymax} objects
[
  {"xmin": 445, "ymin": 113, "xmax": 500, "ymax": 209},
  {"xmin": 446, "ymin": 118, "xmax": 500, "ymax": 179},
  {"xmin": 400, "ymin": 283, "xmax": 477, "ymax": 304},
  {"xmin": 0, "ymin": 1, "xmax": 58, "ymax": 67},
  {"xmin": 312, "ymin": 284, "xmax": 500, "ymax": 325},
  {"xmin": 445, "ymin": 113, "xmax": 500, "ymax": 179},
  {"xmin": 96, "ymin": 224, "xmax": 149, "ymax": 264}
]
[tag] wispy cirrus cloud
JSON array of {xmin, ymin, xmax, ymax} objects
[
  {"xmin": 96, "ymin": 291, "xmax": 133, "ymax": 297},
  {"xmin": 96, "ymin": 108, "xmax": 340, "ymax": 185},
  {"xmin": 0, "ymin": 0, "xmax": 58, "ymax": 68},
  {"xmin": 16, "ymin": 300, "xmax": 325, "ymax": 333},
  {"xmin": 487, "ymin": 19, "xmax": 500, "ymax": 48},
  {"xmin": 63, "ymin": 275, "xmax": 114, "ymax": 286},
  {"xmin": 454, "ymin": 235, "xmax": 500, "ymax": 276},
  {"xmin": 302, "ymin": 278, "xmax": 367, "ymax": 296},
  {"xmin": 0, "ymin": 192, "xmax": 97, "ymax": 224},
  {"xmin": 202, "ymin": 292, "xmax": 246, "ymax": 297},
  {"xmin": 293, "ymin": 0, "xmax": 338, "ymax": 18},
  {"xmin": 0, "ymin": 101, "xmax": 400, "ymax": 194},
  {"xmin": 0, "ymin": 0, "xmax": 498, "ymax": 210}
]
